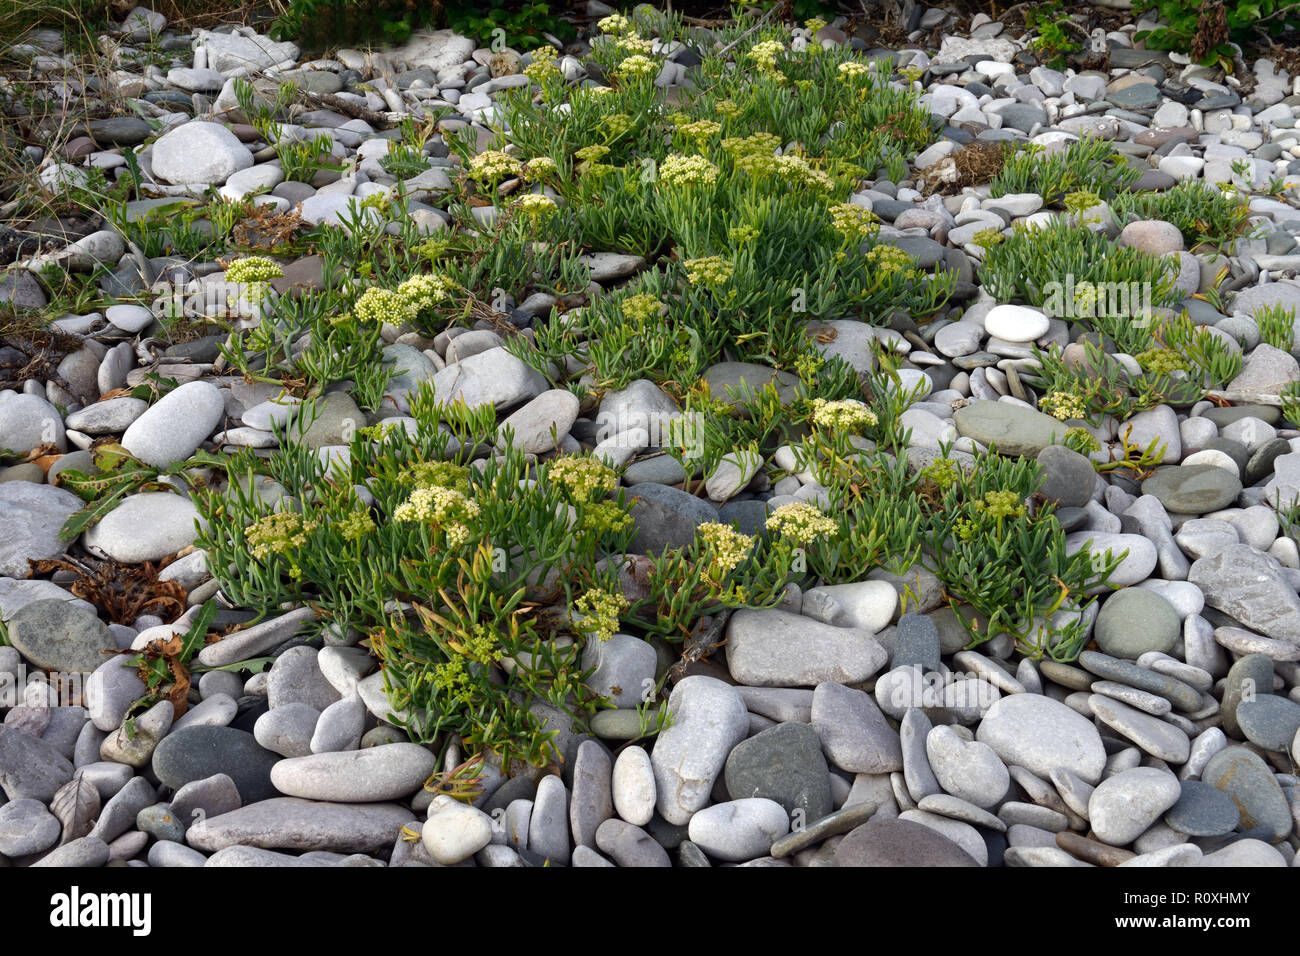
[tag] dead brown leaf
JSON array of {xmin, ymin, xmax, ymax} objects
[{"xmin": 29, "ymin": 555, "xmax": 187, "ymax": 625}]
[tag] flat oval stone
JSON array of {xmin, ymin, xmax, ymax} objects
[
  {"xmin": 569, "ymin": 740, "xmax": 613, "ymax": 848},
  {"xmin": 724, "ymin": 720, "xmax": 832, "ymax": 823},
  {"xmin": 270, "ymin": 743, "xmax": 437, "ymax": 801},
  {"xmin": 423, "ymin": 794, "xmax": 494, "ymax": 864},
  {"xmin": 1094, "ymin": 588, "xmax": 1179, "ymax": 659},
  {"xmin": 650, "ymin": 676, "xmax": 748, "ymax": 825},
  {"xmin": 926, "ymin": 724, "xmax": 1009, "ymax": 808},
  {"xmin": 1201, "ymin": 746, "xmax": 1293, "ymax": 841},
  {"xmin": 976, "ymin": 693, "xmax": 1106, "ymax": 784},
  {"xmin": 83, "ymin": 492, "xmax": 204, "ymax": 563},
  {"xmin": 495, "ymin": 389, "xmax": 580, "ymax": 454},
  {"xmin": 152, "ymin": 726, "xmax": 280, "ymax": 803},
  {"xmin": 809, "ymin": 680, "xmax": 901, "ymax": 776},
  {"xmin": 1064, "ymin": 532, "xmax": 1158, "ymax": 586},
  {"xmin": 833, "ymin": 816, "xmax": 979, "ymax": 866},
  {"xmin": 595, "ymin": 818, "xmax": 671, "ymax": 867},
  {"xmin": 953, "ymin": 401, "xmax": 1067, "ymax": 457},
  {"xmin": 1141, "ymin": 465, "xmax": 1241, "ymax": 514},
  {"xmin": 1235, "ymin": 694, "xmax": 1300, "ymax": 751},
  {"xmin": 121, "ymin": 380, "xmax": 225, "ymax": 467},
  {"xmin": 1220, "ymin": 653, "xmax": 1274, "ymax": 737},
  {"xmin": 1214, "ymin": 626, "xmax": 1300, "ymax": 662},
  {"xmin": 1087, "ymin": 767, "xmax": 1181, "ymax": 846},
  {"xmin": 687, "ymin": 797, "xmax": 789, "ymax": 862},
  {"xmin": 611, "ymin": 745, "xmax": 656, "ymax": 826},
  {"xmin": 0, "ymin": 798, "xmax": 62, "ymax": 856},
  {"xmin": 1164, "ymin": 780, "xmax": 1240, "ymax": 837},
  {"xmin": 8, "ymin": 599, "xmax": 116, "ymax": 673},
  {"xmin": 1077, "ymin": 651, "xmax": 1201, "ymax": 712},
  {"xmin": 0, "ymin": 483, "xmax": 82, "ymax": 578},
  {"xmin": 984, "ymin": 304, "xmax": 1049, "ymax": 343},
  {"xmin": 187, "ymin": 797, "xmax": 415, "ymax": 855},
  {"xmin": 1087, "ymin": 694, "xmax": 1190, "ymax": 763},
  {"xmin": 916, "ymin": 792, "xmax": 1006, "ymax": 831},
  {"xmin": 725, "ymin": 609, "xmax": 887, "ymax": 687},
  {"xmin": 898, "ymin": 809, "xmax": 988, "ymax": 865}
]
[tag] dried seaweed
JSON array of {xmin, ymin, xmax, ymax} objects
[{"xmin": 29, "ymin": 554, "xmax": 187, "ymax": 625}]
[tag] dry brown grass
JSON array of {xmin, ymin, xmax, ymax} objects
[{"xmin": 916, "ymin": 140, "xmax": 1014, "ymax": 196}]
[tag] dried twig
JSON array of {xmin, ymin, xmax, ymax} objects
[{"xmin": 300, "ymin": 90, "xmax": 390, "ymax": 127}]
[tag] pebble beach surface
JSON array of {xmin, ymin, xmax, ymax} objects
[{"xmin": 1, "ymin": 2, "xmax": 1299, "ymax": 867}]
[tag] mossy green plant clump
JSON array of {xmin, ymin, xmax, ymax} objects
[{"xmin": 991, "ymin": 137, "xmax": 1141, "ymax": 204}]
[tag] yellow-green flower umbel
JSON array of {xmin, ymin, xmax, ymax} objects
[{"xmin": 766, "ymin": 502, "xmax": 837, "ymax": 546}]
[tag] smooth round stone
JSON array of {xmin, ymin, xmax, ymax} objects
[
  {"xmin": 422, "ymin": 794, "xmax": 494, "ymax": 864},
  {"xmin": 1088, "ymin": 767, "xmax": 1181, "ymax": 846},
  {"xmin": 253, "ymin": 702, "xmax": 320, "ymax": 757},
  {"xmin": 1201, "ymin": 746, "xmax": 1293, "ymax": 841},
  {"xmin": 1118, "ymin": 219, "xmax": 1184, "ymax": 255},
  {"xmin": 104, "ymin": 304, "xmax": 154, "ymax": 333},
  {"xmin": 953, "ymin": 401, "xmax": 1068, "ymax": 457},
  {"xmin": 725, "ymin": 608, "xmax": 887, "ymax": 687},
  {"xmin": 1235, "ymin": 694, "xmax": 1300, "ymax": 751},
  {"xmin": 1064, "ymin": 532, "xmax": 1158, "ymax": 586},
  {"xmin": 1164, "ymin": 780, "xmax": 1240, "ymax": 837},
  {"xmin": 152, "ymin": 726, "xmax": 280, "ymax": 803},
  {"xmin": 801, "ymin": 581, "xmax": 898, "ymax": 632},
  {"xmin": 1036, "ymin": 444, "xmax": 1096, "ymax": 508},
  {"xmin": 725, "ymin": 720, "xmax": 833, "ymax": 822},
  {"xmin": 1197, "ymin": 839, "xmax": 1287, "ymax": 867},
  {"xmin": 1141, "ymin": 465, "xmax": 1242, "ymax": 514},
  {"xmin": 1133, "ymin": 580, "xmax": 1203, "ymax": 619},
  {"xmin": 496, "ymin": 389, "xmax": 580, "ymax": 454},
  {"xmin": 1181, "ymin": 449, "xmax": 1239, "ymax": 477},
  {"xmin": 83, "ymin": 492, "xmax": 203, "ymax": 563},
  {"xmin": 934, "ymin": 321, "xmax": 982, "ymax": 357},
  {"xmin": 529, "ymin": 774, "xmax": 571, "ymax": 865},
  {"xmin": 809, "ymin": 681, "xmax": 901, "ymax": 778},
  {"xmin": 1094, "ymin": 588, "xmax": 1179, "ymax": 659},
  {"xmin": 976, "ymin": 693, "xmax": 1106, "ymax": 784},
  {"xmin": 267, "ymin": 646, "xmax": 341, "ymax": 712},
  {"xmin": 121, "ymin": 380, "xmax": 225, "ymax": 467},
  {"xmin": 0, "ymin": 798, "xmax": 62, "ymax": 856},
  {"xmin": 150, "ymin": 120, "xmax": 253, "ymax": 185},
  {"xmin": 925, "ymin": 724, "xmax": 1009, "ymax": 808},
  {"xmin": 1221, "ymin": 654, "xmax": 1275, "ymax": 738},
  {"xmin": 8, "ymin": 598, "xmax": 116, "ymax": 673},
  {"xmin": 271, "ymin": 743, "xmax": 436, "ymax": 801},
  {"xmin": 611, "ymin": 745, "xmax": 655, "ymax": 826},
  {"xmin": 833, "ymin": 816, "xmax": 980, "ymax": 866},
  {"xmin": 650, "ymin": 676, "xmax": 749, "ymax": 825},
  {"xmin": 136, "ymin": 803, "xmax": 187, "ymax": 843},
  {"xmin": 897, "ymin": 809, "xmax": 988, "ymax": 866},
  {"xmin": 581, "ymin": 633, "xmax": 656, "ymax": 709},
  {"xmin": 984, "ymin": 304, "xmax": 1049, "ymax": 343},
  {"xmin": 687, "ymin": 798, "xmax": 789, "ymax": 862},
  {"xmin": 310, "ymin": 694, "xmax": 365, "ymax": 752},
  {"xmin": 595, "ymin": 818, "xmax": 671, "ymax": 867}
]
